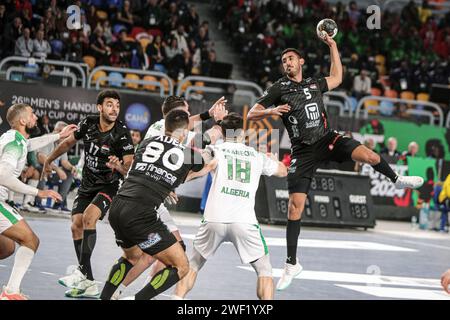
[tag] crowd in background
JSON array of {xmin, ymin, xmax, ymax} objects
[
  {"xmin": 0, "ymin": 0, "xmax": 217, "ymax": 80},
  {"xmin": 214, "ymin": 0, "xmax": 449, "ymax": 96}
]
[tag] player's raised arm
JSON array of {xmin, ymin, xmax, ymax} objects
[
  {"xmin": 188, "ymin": 96, "xmax": 227, "ymax": 130},
  {"xmin": 322, "ymin": 33, "xmax": 343, "ymax": 91}
]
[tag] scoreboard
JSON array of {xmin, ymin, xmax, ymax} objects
[{"xmin": 255, "ymin": 169, "xmax": 376, "ymax": 229}]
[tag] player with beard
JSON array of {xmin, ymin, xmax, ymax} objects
[
  {"xmin": 43, "ymin": 90, "xmax": 134, "ymax": 298},
  {"xmin": 0, "ymin": 103, "xmax": 76, "ymax": 299},
  {"xmin": 248, "ymin": 34, "xmax": 424, "ymax": 291}
]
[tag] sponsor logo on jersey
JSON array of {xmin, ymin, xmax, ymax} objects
[
  {"xmin": 123, "ymin": 144, "xmax": 134, "ymax": 151},
  {"xmin": 275, "ymin": 189, "xmax": 289, "ymax": 199},
  {"xmin": 125, "ymin": 103, "xmax": 151, "ymax": 131},
  {"xmin": 305, "ymin": 103, "xmax": 321, "ymax": 128},
  {"xmin": 101, "ymin": 145, "xmax": 110, "ymax": 154},
  {"xmin": 288, "ymin": 116, "xmax": 298, "ymax": 124},
  {"xmin": 309, "ymin": 84, "xmax": 317, "ymax": 90},
  {"xmin": 281, "ymin": 81, "xmax": 291, "ymax": 86},
  {"xmin": 138, "ymin": 233, "xmax": 162, "ymax": 250}
]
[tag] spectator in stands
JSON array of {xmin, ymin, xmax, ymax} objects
[
  {"xmin": 143, "ymin": 0, "xmax": 164, "ymax": 29},
  {"xmin": 129, "ymin": 129, "xmax": 142, "ymax": 151},
  {"xmin": 19, "ymin": 151, "xmax": 44, "ymax": 213},
  {"xmin": 146, "ymin": 34, "xmax": 165, "ymax": 70},
  {"xmin": 171, "ymin": 23, "xmax": 189, "ymax": 53},
  {"xmin": 380, "ymin": 137, "xmax": 401, "ymax": 158},
  {"xmin": 400, "ymin": 141, "xmax": 419, "ymax": 164},
  {"xmin": 2, "ymin": 16, "xmax": 22, "ymax": 58},
  {"xmin": 65, "ymin": 34, "xmax": 84, "ymax": 62},
  {"xmin": 116, "ymin": 0, "xmax": 135, "ymax": 32},
  {"xmin": 37, "ymin": 115, "xmax": 52, "ymax": 135},
  {"xmin": 201, "ymin": 49, "xmax": 217, "ymax": 77},
  {"xmin": 33, "ymin": 30, "xmax": 52, "ymax": 59},
  {"xmin": 189, "ymin": 38, "xmax": 201, "ymax": 72},
  {"xmin": 102, "ymin": 20, "xmax": 114, "ymax": 45},
  {"xmin": 14, "ymin": 27, "xmax": 33, "ymax": 57},
  {"xmin": 352, "ymin": 69, "xmax": 371, "ymax": 100},
  {"xmin": 0, "ymin": 4, "xmax": 6, "ymax": 34},
  {"xmin": 113, "ymin": 29, "xmax": 135, "ymax": 67},
  {"xmin": 90, "ymin": 26, "xmax": 112, "ymax": 66},
  {"xmin": 184, "ymin": 4, "xmax": 200, "ymax": 34}
]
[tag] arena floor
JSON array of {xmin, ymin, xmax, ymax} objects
[{"xmin": 1, "ymin": 211, "xmax": 449, "ymax": 300}]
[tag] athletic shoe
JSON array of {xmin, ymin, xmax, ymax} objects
[
  {"xmin": 119, "ymin": 296, "xmax": 135, "ymax": 300},
  {"xmin": 394, "ymin": 175, "xmax": 424, "ymax": 189},
  {"xmin": 0, "ymin": 286, "xmax": 28, "ymax": 300},
  {"xmin": 58, "ymin": 268, "xmax": 85, "ymax": 288},
  {"xmin": 276, "ymin": 259, "xmax": 303, "ymax": 291},
  {"xmin": 65, "ymin": 279, "xmax": 100, "ymax": 299},
  {"xmin": 22, "ymin": 202, "xmax": 45, "ymax": 213}
]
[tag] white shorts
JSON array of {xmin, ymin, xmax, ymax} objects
[
  {"xmin": 193, "ymin": 222, "xmax": 268, "ymax": 264},
  {"xmin": 156, "ymin": 204, "xmax": 178, "ymax": 233},
  {"xmin": 0, "ymin": 201, "xmax": 23, "ymax": 234}
]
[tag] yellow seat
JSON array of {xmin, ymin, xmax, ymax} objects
[
  {"xmin": 143, "ymin": 75, "xmax": 158, "ymax": 91},
  {"xmin": 138, "ymin": 38, "xmax": 151, "ymax": 51},
  {"xmin": 194, "ymin": 81, "xmax": 205, "ymax": 94},
  {"xmin": 91, "ymin": 70, "xmax": 107, "ymax": 87},
  {"xmin": 160, "ymin": 78, "xmax": 170, "ymax": 93},
  {"xmin": 364, "ymin": 99, "xmax": 379, "ymax": 114},
  {"xmin": 178, "ymin": 81, "xmax": 192, "ymax": 94},
  {"xmin": 376, "ymin": 64, "xmax": 386, "ymax": 76},
  {"xmin": 83, "ymin": 55, "xmax": 96, "ymax": 70},
  {"xmin": 400, "ymin": 91, "xmax": 415, "ymax": 101},
  {"xmin": 191, "ymin": 67, "xmax": 201, "ymax": 75},
  {"xmin": 96, "ymin": 10, "xmax": 108, "ymax": 20},
  {"xmin": 416, "ymin": 93, "xmax": 429, "ymax": 102},
  {"xmin": 125, "ymin": 73, "xmax": 140, "ymax": 89}
]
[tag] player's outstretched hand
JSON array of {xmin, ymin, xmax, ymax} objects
[
  {"xmin": 37, "ymin": 189, "xmax": 62, "ymax": 202},
  {"xmin": 209, "ymin": 96, "xmax": 227, "ymax": 117},
  {"xmin": 321, "ymin": 33, "xmax": 336, "ymax": 47},
  {"xmin": 213, "ymin": 102, "xmax": 228, "ymax": 122},
  {"xmin": 106, "ymin": 155, "xmax": 122, "ymax": 171},
  {"xmin": 441, "ymin": 269, "xmax": 450, "ymax": 294},
  {"xmin": 272, "ymin": 104, "xmax": 291, "ymax": 116},
  {"xmin": 266, "ymin": 152, "xmax": 279, "ymax": 162},
  {"xmin": 59, "ymin": 124, "xmax": 78, "ymax": 139}
]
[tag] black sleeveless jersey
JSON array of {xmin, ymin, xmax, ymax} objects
[
  {"xmin": 74, "ymin": 115, "xmax": 134, "ymax": 192},
  {"xmin": 255, "ymin": 76, "xmax": 331, "ymax": 150},
  {"xmin": 118, "ymin": 135, "xmax": 204, "ymax": 206}
]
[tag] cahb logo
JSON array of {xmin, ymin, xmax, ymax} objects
[{"xmin": 125, "ymin": 103, "xmax": 151, "ymax": 131}]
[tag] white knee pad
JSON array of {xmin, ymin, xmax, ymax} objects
[
  {"xmin": 250, "ymin": 254, "xmax": 272, "ymax": 277},
  {"xmin": 189, "ymin": 248, "xmax": 207, "ymax": 272}
]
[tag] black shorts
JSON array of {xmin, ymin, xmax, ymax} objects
[
  {"xmin": 108, "ymin": 196, "xmax": 177, "ymax": 256},
  {"xmin": 288, "ymin": 131, "xmax": 361, "ymax": 194},
  {"xmin": 71, "ymin": 184, "xmax": 118, "ymax": 220}
]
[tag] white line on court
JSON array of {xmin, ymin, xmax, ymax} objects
[
  {"xmin": 335, "ymin": 284, "xmax": 450, "ymax": 300},
  {"xmin": 182, "ymin": 234, "xmax": 417, "ymax": 252},
  {"xmin": 238, "ymin": 266, "xmax": 442, "ymax": 289}
]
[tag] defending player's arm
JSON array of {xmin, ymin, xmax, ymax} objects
[
  {"xmin": 322, "ymin": 34, "xmax": 343, "ymax": 91},
  {"xmin": 188, "ymin": 96, "xmax": 226, "ymax": 130},
  {"xmin": 248, "ymin": 83, "xmax": 290, "ymax": 121},
  {"xmin": 42, "ymin": 122, "xmax": 83, "ymax": 178},
  {"xmin": 27, "ymin": 124, "xmax": 77, "ymax": 152},
  {"xmin": 185, "ymin": 147, "xmax": 217, "ymax": 182},
  {"xmin": 264, "ymin": 153, "xmax": 288, "ymax": 177},
  {"xmin": 190, "ymin": 100, "xmax": 228, "ymax": 149},
  {"xmin": 0, "ymin": 145, "xmax": 61, "ymax": 201}
]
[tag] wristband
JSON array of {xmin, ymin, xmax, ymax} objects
[{"xmin": 199, "ymin": 111, "xmax": 212, "ymax": 121}]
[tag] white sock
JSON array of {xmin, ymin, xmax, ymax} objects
[
  {"xmin": 8, "ymin": 191, "xmax": 14, "ymax": 202},
  {"xmin": 171, "ymin": 294, "xmax": 184, "ymax": 300},
  {"xmin": 7, "ymin": 246, "xmax": 35, "ymax": 293},
  {"xmin": 23, "ymin": 180, "xmax": 38, "ymax": 205}
]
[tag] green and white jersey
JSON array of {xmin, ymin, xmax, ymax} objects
[
  {"xmin": 204, "ymin": 141, "xmax": 279, "ymax": 224},
  {"xmin": 144, "ymin": 119, "xmax": 196, "ymax": 145},
  {"xmin": 0, "ymin": 130, "xmax": 28, "ymax": 201}
]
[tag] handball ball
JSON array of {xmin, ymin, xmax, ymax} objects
[{"xmin": 316, "ymin": 19, "xmax": 338, "ymax": 39}]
